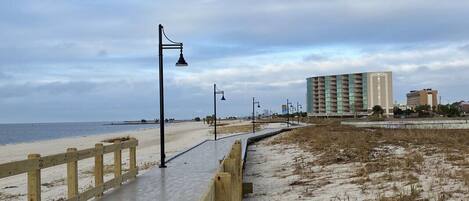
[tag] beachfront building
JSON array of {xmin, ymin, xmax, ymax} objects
[
  {"xmin": 406, "ymin": 89, "xmax": 438, "ymax": 109},
  {"xmin": 306, "ymin": 71, "xmax": 393, "ymax": 117}
]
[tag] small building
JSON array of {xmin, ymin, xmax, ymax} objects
[
  {"xmin": 458, "ymin": 101, "xmax": 469, "ymax": 115},
  {"xmin": 406, "ymin": 89, "xmax": 438, "ymax": 109},
  {"xmin": 306, "ymin": 71, "xmax": 393, "ymax": 117}
]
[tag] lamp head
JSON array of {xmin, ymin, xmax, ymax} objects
[
  {"xmin": 175, "ymin": 53, "xmax": 188, "ymax": 67},
  {"xmin": 221, "ymin": 94, "xmax": 226, "ymax": 101},
  {"xmin": 257, "ymin": 104, "xmax": 261, "ymax": 108}
]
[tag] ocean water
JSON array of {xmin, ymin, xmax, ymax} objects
[{"xmin": 0, "ymin": 122, "xmax": 159, "ymax": 145}]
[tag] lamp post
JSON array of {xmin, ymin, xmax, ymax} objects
[
  {"xmin": 213, "ymin": 84, "xmax": 225, "ymax": 140},
  {"xmin": 296, "ymin": 102, "xmax": 302, "ymax": 124},
  {"xmin": 158, "ymin": 24, "xmax": 188, "ymax": 168},
  {"xmin": 286, "ymin": 99, "xmax": 293, "ymax": 127},
  {"xmin": 252, "ymin": 97, "xmax": 261, "ymax": 133}
]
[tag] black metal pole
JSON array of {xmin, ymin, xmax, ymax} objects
[
  {"xmin": 214, "ymin": 84, "xmax": 217, "ymax": 140},
  {"xmin": 252, "ymin": 97, "xmax": 255, "ymax": 133},
  {"xmin": 287, "ymin": 99, "xmax": 290, "ymax": 127},
  {"xmin": 158, "ymin": 24, "xmax": 166, "ymax": 168},
  {"xmin": 297, "ymin": 102, "xmax": 300, "ymax": 124}
]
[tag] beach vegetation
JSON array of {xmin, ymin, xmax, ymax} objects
[{"xmin": 267, "ymin": 122, "xmax": 469, "ymax": 200}]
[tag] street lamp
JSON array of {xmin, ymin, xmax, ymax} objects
[
  {"xmin": 252, "ymin": 97, "xmax": 261, "ymax": 133},
  {"xmin": 286, "ymin": 99, "xmax": 293, "ymax": 127},
  {"xmin": 158, "ymin": 24, "xmax": 188, "ymax": 168},
  {"xmin": 296, "ymin": 102, "xmax": 302, "ymax": 124},
  {"xmin": 213, "ymin": 83, "xmax": 225, "ymax": 141}
]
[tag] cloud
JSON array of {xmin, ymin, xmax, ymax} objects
[
  {"xmin": 1, "ymin": 1, "xmax": 469, "ymax": 122},
  {"xmin": 172, "ymin": 43, "xmax": 469, "ymax": 102},
  {"xmin": 303, "ymin": 53, "xmax": 328, "ymax": 62},
  {"xmin": 0, "ymin": 81, "xmax": 99, "ymax": 99},
  {"xmin": 0, "ymin": 72, "xmax": 11, "ymax": 79},
  {"xmin": 459, "ymin": 44, "xmax": 469, "ymax": 52}
]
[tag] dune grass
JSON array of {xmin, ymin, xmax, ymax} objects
[
  {"xmin": 212, "ymin": 123, "xmax": 262, "ymax": 135},
  {"xmin": 269, "ymin": 122, "xmax": 469, "ymax": 200}
]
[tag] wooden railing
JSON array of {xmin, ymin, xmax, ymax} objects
[
  {"xmin": 199, "ymin": 140, "xmax": 244, "ymax": 201},
  {"xmin": 0, "ymin": 138, "xmax": 138, "ymax": 201}
]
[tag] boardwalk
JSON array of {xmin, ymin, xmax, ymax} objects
[{"xmin": 100, "ymin": 127, "xmax": 290, "ymax": 201}]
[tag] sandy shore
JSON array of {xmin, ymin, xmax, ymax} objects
[
  {"xmin": 0, "ymin": 120, "xmax": 247, "ymax": 201},
  {"xmin": 244, "ymin": 126, "xmax": 469, "ymax": 201}
]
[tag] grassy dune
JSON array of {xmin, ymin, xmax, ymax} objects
[{"xmin": 266, "ymin": 122, "xmax": 469, "ymax": 200}]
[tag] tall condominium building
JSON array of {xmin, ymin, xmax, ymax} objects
[
  {"xmin": 306, "ymin": 71, "xmax": 393, "ymax": 117},
  {"xmin": 406, "ymin": 89, "xmax": 438, "ymax": 109}
]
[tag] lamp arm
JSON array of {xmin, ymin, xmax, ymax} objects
[{"xmin": 161, "ymin": 27, "xmax": 182, "ymax": 44}]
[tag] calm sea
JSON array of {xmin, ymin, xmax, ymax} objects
[{"xmin": 0, "ymin": 122, "xmax": 159, "ymax": 145}]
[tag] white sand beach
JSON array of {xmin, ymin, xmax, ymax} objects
[{"xmin": 0, "ymin": 120, "xmax": 248, "ymax": 201}]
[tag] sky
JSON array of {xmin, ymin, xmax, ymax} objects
[{"xmin": 1, "ymin": 0, "xmax": 469, "ymax": 123}]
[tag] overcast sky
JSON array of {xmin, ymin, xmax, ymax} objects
[{"xmin": 1, "ymin": 0, "xmax": 469, "ymax": 123}]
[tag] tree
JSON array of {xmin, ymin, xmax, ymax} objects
[
  {"xmin": 372, "ymin": 105, "xmax": 384, "ymax": 117},
  {"xmin": 393, "ymin": 106, "xmax": 403, "ymax": 116},
  {"xmin": 437, "ymin": 103, "xmax": 461, "ymax": 117},
  {"xmin": 403, "ymin": 109, "xmax": 413, "ymax": 116},
  {"xmin": 415, "ymin": 104, "xmax": 431, "ymax": 117},
  {"xmin": 205, "ymin": 115, "xmax": 214, "ymax": 125},
  {"xmin": 415, "ymin": 105, "xmax": 431, "ymax": 113}
]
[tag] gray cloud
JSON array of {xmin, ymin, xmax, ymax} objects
[
  {"xmin": 0, "ymin": 72, "xmax": 11, "ymax": 79},
  {"xmin": 1, "ymin": 1, "xmax": 469, "ymax": 122},
  {"xmin": 0, "ymin": 81, "xmax": 99, "ymax": 99},
  {"xmin": 303, "ymin": 54, "xmax": 328, "ymax": 62},
  {"xmin": 459, "ymin": 44, "xmax": 469, "ymax": 52}
]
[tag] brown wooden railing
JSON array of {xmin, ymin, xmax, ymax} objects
[
  {"xmin": 199, "ymin": 140, "xmax": 244, "ymax": 201},
  {"xmin": 0, "ymin": 138, "xmax": 138, "ymax": 201}
]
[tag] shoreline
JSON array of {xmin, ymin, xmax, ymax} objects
[
  {"xmin": 0, "ymin": 121, "xmax": 174, "ymax": 147},
  {"xmin": 0, "ymin": 121, "xmax": 213, "ymax": 200},
  {"xmin": 0, "ymin": 122, "xmax": 172, "ymax": 147},
  {"xmin": 0, "ymin": 120, "xmax": 253, "ymax": 201},
  {"xmin": 0, "ymin": 121, "xmax": 209, "ymax": 163}
]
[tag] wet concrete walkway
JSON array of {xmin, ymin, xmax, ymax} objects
[{"xmin": 100, "ymin": 126, "xmax": 293, "ymax": 201}]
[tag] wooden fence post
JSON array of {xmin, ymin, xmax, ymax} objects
[
  {"xmin": 225, "ymin": 141, "xmax": 242, "ymax": 201},
  {"xmin": 215, "ymin": 172, "xmax": 232, "ymax": 201},
  {"xmin": 67, "ymin": 148, "xmax": 78, "ymax": 199},
  {"xmin": 223, "ymin": 159, "xmax": 238, "ymax": 201},
  {"xmin": 114, "ymin": 140, "xmax": 122, "ymax": 186},
  {"xmin": 233, "ymin": 141, "xmax": 242, "ymax": 201},
  {"xmin": 95, "ymin": 143, "xmax": 104, "ymax": 197},
  {"xmin": 27, "ymin": 154, "xmax": 41, "ymax": 201},
  {"xmin": 129, "ymin": 138, "xmax": 137, "ymax": 177}
]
